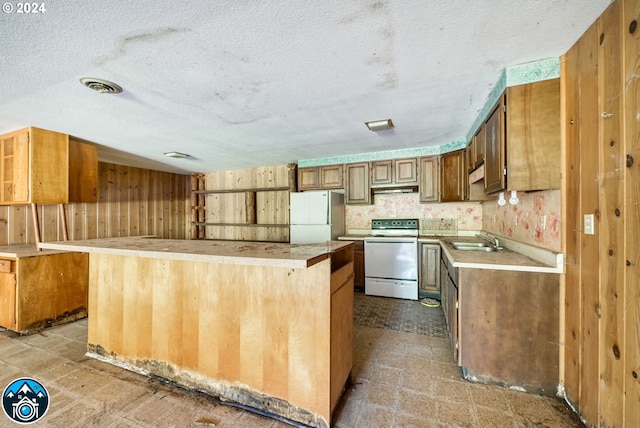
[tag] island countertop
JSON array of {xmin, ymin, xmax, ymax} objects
[{"xmin": 38, "ymin": 236, "xmax": 352, "ymax": 269}]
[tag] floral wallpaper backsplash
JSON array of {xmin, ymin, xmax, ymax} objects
[
  {"xmin": 482, "ymin": 189, "xmax": 561, "ymax": 252},
  {"xmin": 344, "ymin": 190, "xmax": 561, "ymax": 252},
  {"xmin": 345, "ymin": 193, "xmax": 483, "ymax": 233}
]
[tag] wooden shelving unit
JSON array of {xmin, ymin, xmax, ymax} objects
[{"xmin": 190, "ymin": 164, "xmax": 296, "ymax": 242}]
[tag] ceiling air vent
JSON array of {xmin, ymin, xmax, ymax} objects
[{"xmin": 80, "ymin": 77, "xmax": 123, "ymax": 94}]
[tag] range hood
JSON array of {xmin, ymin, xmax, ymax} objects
[{"xmin": 372, "ymin": 186, "xmax": 418, "ymax": 194}]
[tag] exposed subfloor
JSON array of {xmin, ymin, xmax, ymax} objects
[{"xmin": 0, "ymin": 292, "xmax": 583, "ymax": 427}]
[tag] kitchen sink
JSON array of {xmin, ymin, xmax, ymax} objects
[
  {"xmin": 452, "ymin": 245, "xmax": 500, "ymax": 252},
  {"xmin": 450, "ymin": 242, "xmax": 489, "ymax": 247}
]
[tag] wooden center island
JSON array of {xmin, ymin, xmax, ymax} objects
[{"xmin": 39, "ymin": 237, "xmax": 355, "ymax": 428}]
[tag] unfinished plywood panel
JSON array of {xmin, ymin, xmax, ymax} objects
[{"xmin": 85, "ymin": 248, "xmax": 353, "ymax": 428}]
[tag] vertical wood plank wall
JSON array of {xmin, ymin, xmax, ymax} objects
[
  {"xmin": 562, "ymin": 0, "xmax": 640, "ymax": 426},
  {"xmin": 0, "ymin": 162, "xmax": 190, "ymax": 245}
]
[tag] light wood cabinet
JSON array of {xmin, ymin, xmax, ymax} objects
[
  {"xmin": 419, "ymin": 243, "xmax": 440, "ymax": 297},
  {"xmin": 371, "ymin": 158, "xmax": 418, "ymax": 187},
  {"xmin": 69, "ymin": 138, "xmax": 98, "ymax": 203},
  {"xmin": 297, "ymin": 164, "xmax": 343, "ymax": 191},
  {"xmin": 483, "ymin": 79, "xmax": 561, "ymax": 194},
  {"xmin": 0, "ymin": 251, "xmax": 89, "ymax": 333},
  {"xmin": 440, "ymin": 149, "xmax": 465, "ymax": 202},
  {"xmin": 418, "ymin": 156, "xmax": 439, "ymax": 202},
  {"xmin": 0, "ymin": 127, "xmax": 98, "ymax": 205},
  {"xmin": 345, "ymin": 162, "xmax": 371, "ymax": 205}
]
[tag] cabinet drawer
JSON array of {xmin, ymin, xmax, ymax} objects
[{"xmin": 0, "ymin": 259, "xmax": 14, "ymax": 273}]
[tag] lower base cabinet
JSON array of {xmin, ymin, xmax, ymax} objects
[
  {"xmin": 419, "ymin": 243, "xmax": 441, "ymax": 297},
  {"xmin": 0, "ymin": 252, "xmax": 88, "ymax": 333},
  {"xmin": 440, "ymin": 250, "xmax": 559, "ymax": 396}
]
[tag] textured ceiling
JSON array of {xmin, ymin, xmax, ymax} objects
[{"xmin": 0, "ymin": 1, "xmax": 611, "ymax": 174}]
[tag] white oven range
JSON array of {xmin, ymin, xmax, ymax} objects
[{"xmin": 364, "ymin": 219, "xmax": 419, "ymax": 300}]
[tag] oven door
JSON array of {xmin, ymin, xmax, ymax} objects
[{"xmin": 364, "ymin": 238, "xmax": 418, "ymax": 280}]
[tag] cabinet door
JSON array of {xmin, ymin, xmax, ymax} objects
[
  {"xmin": 448, "ymin": 277, "xmax": 459, "ymax": 362},
  {"xmin": 0, "ymin": 272, "xmax": 16, "ymax": 330},
  {"xmin": 345, "ymin": 163, "xmax": 371, "ymax": 205},
  {"xmin": 0, "ymin": 129, "xmax": 29, "ymax": 204},
  {"xmin": 353, "ymin": 241, "xmax": 364, "ymax": 288},
  {"xmin": 475, "ymin": 123, "xmax": 486, "ymax": 168},
  {"xmin": 506, "ymin": 79, "xmax": 561, "ymax": 191},
  {"xmin": 298, "ymin": 167, "xmax": 319, "ymax": 190},
  {"xmin": 371, "ymin": 160, "xmax": 393, "ymax": 186},
  {"xmin": 440, "ymin": 149, "xmax": 465, "ymax": 202},
  {"xmin": 395, "ymin": 158, "xmax": 418, "ymax": 184},
  {"xmin": 484, "ymin": 97, "xmax": 506, "ymax": 194},
  {"xmin": 319, "ymin": 164, "xmax": 344, "ymax": 189},
  {"xmin": 69, "ymin": 138, "xmax": 98, "ymax": 203},
  {"xmin": 419, "ymin": 156, "xmax": 439, "ymax": 202},
  {"xmin": 419, "ymin": 244, "xmax": 441, "ymax": 296}
]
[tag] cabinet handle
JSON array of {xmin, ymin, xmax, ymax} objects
[{"xmin": 601, "ymin": 112, "xmax": 613, "ymax": 118}]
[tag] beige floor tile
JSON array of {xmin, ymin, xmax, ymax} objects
[{"xmin": 0, "ymin": 294, "xmax": 585, "ymax": 428}]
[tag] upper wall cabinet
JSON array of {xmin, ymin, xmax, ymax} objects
[
  {"xmin": 0, "ymin": 127, "xmax": 98, "ymax": 205},
  {"xmin": 345, "ymin": 162, "xmax": 371, "ymax": 205},
  {"xmin": 297, "ymin": 164, "xmax": 343, "ymax": 191},
  {"xmin": 371, "ymin": 158, "xmax": 418, "ymax": 188},
  {"xmin": 506, "ymin": 78, "xmax": 561, "ymax": 191},
  {"xmin": 483, "ymin": 78, "xmax": 561, "ymax": 194}
]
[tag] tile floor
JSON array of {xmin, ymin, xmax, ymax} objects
[{"xmin": 0, "ymin": 293, "xmax": 584, "ymax": 427}]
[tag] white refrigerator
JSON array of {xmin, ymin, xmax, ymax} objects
[{"xmin": 290, "ymin": 191, "xmax": 345, "ymax": 244}]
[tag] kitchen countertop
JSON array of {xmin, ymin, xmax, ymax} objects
[
  {"xmin": 0, "ymin": 244, "xmax": 70, "ymax": 258},
  {"xmin": 38, "ymin": 236, "xmax": 353, "ymax": 269},
  {"xmin": 338, "ymin": 233, "xmax": 563, "ymax": 274}
]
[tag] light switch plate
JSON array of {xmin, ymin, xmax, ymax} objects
[{"xmin": 584, "ymin": 214, "xmax": 595, "ymax": 235}]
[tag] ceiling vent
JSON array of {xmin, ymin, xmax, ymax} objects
[{"xmin": 80, "ymin": 77, "xmax": 123, "ymax": 94}]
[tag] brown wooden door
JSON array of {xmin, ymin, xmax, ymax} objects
[
  {"xmin": 394, "ymin": 158, "xmax": 418, "ymax": 184},
  {"xmin": 440, "ymin": 149, "xmax": 465, "ymax": 202},
  {"xmin": 419, "ymin": 156, "xmax": 439, "ymax": 202},
  {"xmin": 319, "ymin": 165, "xmax": 343, "ymax": 189},
  {"xmin": 484, "ymin": 97, "xmax": 506, "ymax": 194},
  {"xmin": 345, "ymin": 162, "xmax": 370, "ymax": 204},
  {"xmin": 297, "ymin": 167, "xmax": 319, "ymax": 190}
]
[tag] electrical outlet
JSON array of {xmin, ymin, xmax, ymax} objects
[{"xmin": 584, "ymin": 214, "xmax": 595, "ymax": 235}]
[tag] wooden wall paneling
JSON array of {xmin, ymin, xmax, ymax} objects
[
  {"xmin": 578, "ymin": 20, "xmax": 602, "ymax": 425},
  {"xmin": 561, "ymin": 45, "xmax": 583, "ymax": 406},
  {"xmin": 38, "ymin": 205, "xmax": 59, "ymax": 242},
  {"xmin": 598, "ymin": 3, "xmax": 625, "ymax": 425},
  {"xmin": 95, "ymin": 164, "xmax": 107, "ymax": 238},
  {"xmin": 128, "ymin": 166, "xmax": 141, "ymax": 237},
  {"xmin": 0, "ymin": 206, "xmax": 9, "ymax": 246},
  {"xmin": 9, "ymin": 206, "xmax": 28, "ymax": 245},
  {"xmin": 140, "ymin": 168, "xmax": 152, "ymax": 237},
  {"xmin": 117, "ymin": 166, "xmax": 130, "ymax": 236},
  {"xmin": 624, "ymin": 0, "xmax": 640, "ymax": 425}
]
